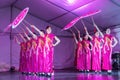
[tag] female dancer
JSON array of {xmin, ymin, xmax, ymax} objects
[
  {"xmin": 21, "ymin": 28, "xmax": 32, "ymax": 74},
  {"xmin": 14, "ymin": 36, "xmax": 22, "ymax": 72},
  {"xmin": 26, "ymin": 26, "xmax": 38, "ymax": 74},
  {"xmin": 15, "ymin": 33, "xmax": 27, "ymax": 73},
  {"xmin": 81, "ymin": 20, "xmax": 92, "ymax": 72},
  {"xmin": 44, "ymin": 26, "xmax": 60, "ymax": 76},
  {"xmin": 30, "ymin": 25, "xmax": 46, "ymax": 76},
  {"xmin": 85, "ymin": 21, "xmax": 103, "ymax": 72},
  {"xmin": 70, "ymin": 28, "xmax": 85, "ymax": 71},
  {"xmin": 95, "ymin": 26, "xmax": 118, "ymax": 72}
]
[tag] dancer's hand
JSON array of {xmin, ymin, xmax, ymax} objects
[
  {"xmin": 53, "ymin": 43, "xmax": 58, "ymax": 47},
  {"xmin": 30, "ymin": 25, "xmax": 34, "ymax": 27}
]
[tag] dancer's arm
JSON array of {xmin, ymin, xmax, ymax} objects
[
  {"xmin": 81, "ymin": 20, "xmax": 93, "ymax": 40},
  {"xmin": 26, "ymin": 26, "xmax": 37, "ymax": 39},
  {"xmin": 30, "ymin": 25, "xmax": 42, "ymax": 35},
  {"xmin": 18, "ymin": 33, "xmax": 26, "ymax": 42},
  {"xmin": 21, "ymin": 27, "xmax": 31, "ymax": 40},
  {"xmin": 94, "ymin": 23, "xmax": 104, "ymax": 38},
  {"xmin": 53, "ymin": 36, "xmax": 61, "ymax": 46},
  {"xmin": 84, "ymin": 26, "xmax": 93, "ymax": 40},
  {"xmin": 14, "ymin": 36, "xmax": 20, "ymax": 44},
  {"xmin": 70, "ymin": 30, "xmax": 78, "ymax": 44},
  {"xmin": 74, "ymin": 27, "xmax": 82, "ymax": 41},
  {"xmin": 112, "ymin": 37, "xmax": 118, "ymax": 47},
  {"xmin": 91, "ymin": 17, "xmax": 104, "ymax": 38}
]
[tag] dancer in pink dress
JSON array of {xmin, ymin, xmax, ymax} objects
[
  {"xmin": 44, "ymin": 26, "xmax": 60, "ymax": 76},
  {"xmin": 91, "ymin": 33, "xmax": 102, "ymax": 72},
  {"xmin": 30, "ymin": 25, "xmax": 46, "ymax": 75},
  {"xmin": 26, "ymin": 27, "xmax": 38, "ymax": 74},
  {"xmin": 19, "ymin": 33, "xmax": 27, "ymax": 73},
  {"xmin": 70, "ymin": 29, "xmax": 85, "ymax": 71},
  {"xmin": 14, "ymin": 36, "xmax": 23, "ymax": 72},
  {"xmin": 81, "ymin": 20, "xmax": 92, "ymax": 72},
  {"xmin": 21, "ymin": 28, "xmax": 32, "ymax": 74},
  {"xmin": 83, "ymin": 26, "xmax": 92, "ymax": 72},
  {"xmin": 102, "ymin": 30, "xmax": 117, "ymax": 72},
  {"xmin": 85, "ymin": 22, "xmax": 103, "ymax": 72},
  {"xmin": 26, "ymin": 39, "xmax": 32, "ymax": 73},
  {"xmin": 15, "ymin": 33, "xmax": 27, "ymax": 73},
  {"xmin": 95, "ymin": 27, "xmax": 118, "ymax": 72}
]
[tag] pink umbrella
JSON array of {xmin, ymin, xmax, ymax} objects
[
  {"xmin": 4, "ymin": 7, "xmax": 29, "ymax": 31},
  {"xmin": 62, "ymin": 10, "xmax": 101, "ymax": 30},
  {"xmin": 80, "ymin": 10, "xmax": 101, "ymax": 19},
  {"xmin": 62, "ymin": 16, "xmax": 81, "ymax": 30}
]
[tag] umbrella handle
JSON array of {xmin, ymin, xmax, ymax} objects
[
  {"xmin": 91, "ymin": 16, "xmax": 95, "ymax": 25},
  {"xmin": 70, "ymin": 29, "xmax": 73, "ymax": 33},
  {"xmin": 74, "ymin": 26, "xmax": 79, "ymax": 32},
  {"xmin": 23, "ymin": 20, "xmax": 31, "ymax": 26},
  {"xmin": 81, "ymin": 19, "xmax": 86, "ymax": 27},
  {"xmin": 21, "ymin": 22, "xmax": 28, "ymax": 27}
]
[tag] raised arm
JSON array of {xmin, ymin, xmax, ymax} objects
[
  {"xmin": 91, "ymin": 17, "xmax": 104, "ymax": 38},
  {"xmin": 53, "ymin": 36, "xmax": 61, "ymax": 47},
  {"xmin": 18, "ymin": 33, "xmax": 26, "ymax": 42},
  {"xmin": 21, "ymin": 27, "xmax": 31, "ymax": 40},
  {"xmin": 70, "ymin": 29, "xmax": 78, "ymax": 44},
  {"xmin": 14, "ymin": 36, "xmax": 20, "ymax": 44},
  {"xmin": 30, "ymin": 25, "xmax": 42, "ymax": 35},
  {"xmin": 81, "ymin": 20, "xmax": 93, "ymax": 40},
  {"xmin": 112, "ymin": 37, "xmax": 118, "ymax": 47},
  {"xmin": 74, "ymin": 26, "xmax": 82, "ymax": 41},
  {"xmin": 26, "ymin": 26, "xmax": 37, "ymax": 39}
]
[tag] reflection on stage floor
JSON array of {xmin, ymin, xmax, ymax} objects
[{"xmin": 0, "ymin": 70, "xmax": 120, "ymax": 80}]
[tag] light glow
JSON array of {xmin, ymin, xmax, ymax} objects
[{"xmin": 67, "ymin": 0, "xmax": 75, "ymax": 4}]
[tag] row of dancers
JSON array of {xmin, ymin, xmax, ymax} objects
[
  {"xmin": 15, "ymin": 25, "xmax": 60, "ymax": 77},
  {"xmin": 72, "ymin": 19, "xmax": 118, "ymax": 73}
]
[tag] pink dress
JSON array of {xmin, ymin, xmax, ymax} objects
[
  {"xmin": 92, "ymin": 36, "xmax": 102, "ymax": 71},
  {"xmin": 37, "ymin": 36, "xmax": 45, "ymax": 73},
  {"xmin": 82, "ymin": 40, "xmax": 91, "ymax": 70},
  {"xmin": 44, "ymin": 33, "xmax": 55, "ymax": 73},
  {"xmin": 19, "ymin": 42, "xmax": 23, "ymax": 72},
  {"xmin": 76, "ymin": 41, "xmax": 85, "ymax": 70},
  {"xmin": 26, "ymin": 40, "xmax": 32, "ymax": 72},
  {"xmin": 19, "ymin": 42, "xmax": 26, "ymax": 72},
  {"xmin": 31, "ymin": 39, "xmax": 38, "ymax": 73},
  {"xmin": 102, "ymin": 34, "xmax": 113, "ymax": 70}
]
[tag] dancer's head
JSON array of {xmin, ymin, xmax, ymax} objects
[
  {"xmin": 24, "ymin": 37, "xmax": 28, "ymax": 41},
  {"xmin": 106, "ymin": 28, "xmax": 111, "ymax": 34},
  {"xmin": 46, "ymin": 26, "xmax": 52, "ymax": 34},
  {"xmin": 95, "ymin": 31, "xmax": 99, "ymax": 37},
  {"xmin": 83, "ymin": 34, "xmax": 89, "ymax": 40},
  {"xmin": 40, "ymin": 30, "xmax": 45, "ymax": 37}
]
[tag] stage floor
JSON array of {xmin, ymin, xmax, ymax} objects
[{"xmin": 0, "ymin": 70, "xmax": 120, "ymax": 80}]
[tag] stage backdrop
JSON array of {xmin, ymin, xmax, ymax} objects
[
  {"xmin": 0, "ymin": 7, "xmax": 11, "ymax": 72},
  {"xmin": 0, "ymin": 7, "xmax": 120, "ymax": 72}
]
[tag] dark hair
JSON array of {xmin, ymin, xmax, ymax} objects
[
  {"xmin": 40, "ymin": 30, "xmax": 45, "ymax": 34},
  {"xmin": 46, "ymin": 26, "xmax": 51, "ymax": 30},
  {"xmin": 83, "ymin": 34, "xmax": 86, "ymax": 37}
]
